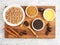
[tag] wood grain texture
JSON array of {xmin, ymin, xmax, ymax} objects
[{"xmin": 5, "ymin": 6, "xmax": 55, "ymax": 38}]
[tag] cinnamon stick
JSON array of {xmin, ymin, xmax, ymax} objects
[
  {"xmin": 8, "ymin": 34, "xmax": 15, "ymax": 38},
  {"xmin": 5, "ymin": 28, "xmax": 17, "ymax": 37},
  {"xmin": 5, "ymin": 26, "xmax": 20, "ymax": 37}
]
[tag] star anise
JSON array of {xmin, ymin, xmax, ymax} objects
[{"xmin": 45, "ymin": 23, "xmax": 52, "ymax": 35}]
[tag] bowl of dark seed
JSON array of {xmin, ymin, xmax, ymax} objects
[{"xmin": 32, "ymin": 18, "xmax": 45, "ymax": 31}]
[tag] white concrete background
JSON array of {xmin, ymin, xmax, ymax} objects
[{"xmin": 0, "ymin": 0, "xmax": 60, "ymax": 45}]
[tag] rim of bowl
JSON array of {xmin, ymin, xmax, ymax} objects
[
  {"xmin": 25, "ymin": 6, "xmax": 38, "ymax": 18},
  {"xmin": 3, "ymin": 5, "xmax": 25, "ymax": 26},
  {"xmin": 43, "ymin": 8, "xmax": 55, "ymax": 21},
  {"xmin": 32, "ymin": 18, "xmax": 45, "ymax": 31}
]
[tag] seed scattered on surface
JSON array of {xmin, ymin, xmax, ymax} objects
[
  {"xmin": 46, "ymin": 23, "xmax": 52, "ymax": 32},
  {"xmin": 20, "ymin": 30, "xmax": 27, "ymax": 36},
  {"xmin": 38, "ymin": 8, "xmax": 44, "ymax": 12},
  {"xmin": 45, "ymin": 30, "xmax": 49, "ymax": 35},
  {"xmin": 45, "ymin": 23, "xmax": 52, "ymax": 35}
]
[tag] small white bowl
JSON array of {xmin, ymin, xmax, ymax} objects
[
  {"xmin": 25, "ymin": 6, "xmax": 38, "ymax": 18},
  {"xmin": 32, "ymin": 18, "xmax": 44, "ymax": 31},
  {"xmin": 3, "ymin": 5, "xmax": 25, "ymax": 26},
  {"xmin": 43, "ymin": 8, "xmax": 55, "ymax": 21}
]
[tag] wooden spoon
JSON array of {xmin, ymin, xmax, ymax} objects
[{"xmin": 23, "ymin": 21, "xmax": 38, "ymax": 38}]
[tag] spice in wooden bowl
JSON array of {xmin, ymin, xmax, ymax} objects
[{"xmin": 26, "ymin": 6, "xmax": 38, "ymax": 18}]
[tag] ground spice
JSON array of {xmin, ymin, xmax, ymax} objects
[
  {"xmin": 43, "ymin": 9, "xmax": 55, "ymax": 21},
  {"xmin": 27, "ymin": 6, "xmax": 37, "ymax": 17}
]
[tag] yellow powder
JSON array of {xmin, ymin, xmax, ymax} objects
[
  {"xmin": 27, "ymin": 6, "xmax": 37, "ymax": 17},
  {"xmin": 44, "ymin": 9, "xmax": 55, "ymax": 21}
]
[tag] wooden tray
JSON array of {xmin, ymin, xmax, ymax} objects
[{"xmin": 4, "ymin": 6, "xmax": 55, "ymax": 38}]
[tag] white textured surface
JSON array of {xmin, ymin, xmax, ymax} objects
[{"xmin": 0, "ymin": 0, "xmax": 60, "ymax": 45}]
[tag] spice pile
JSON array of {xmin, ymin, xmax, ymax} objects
[
  {"xmin": 33, "ymin": 19, "xmax": 43, "ymax": 30},
  {"xmin": 26, "ymin": 6, "xmax": 37, "ymax": 17},
  {"xmin": 6, "ymin": 7, "xmax": 23, "ymax": 24}
]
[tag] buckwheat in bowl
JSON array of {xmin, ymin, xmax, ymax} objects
[{"xmin": 3, "ymin": 5, "xmax": 25, "ymax": 26}]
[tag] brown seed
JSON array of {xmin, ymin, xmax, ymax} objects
[
  {"xmin": 38, "ymin": 8, "xmax": 44, "ymax": 12},
  {"xmin": 20, "ymin": 30, "xmax": 27, "ymax": 36}
]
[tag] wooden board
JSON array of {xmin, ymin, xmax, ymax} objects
[{"xmin": 4, "ymin": 6, "xmax": 55, "ymax": 38}]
